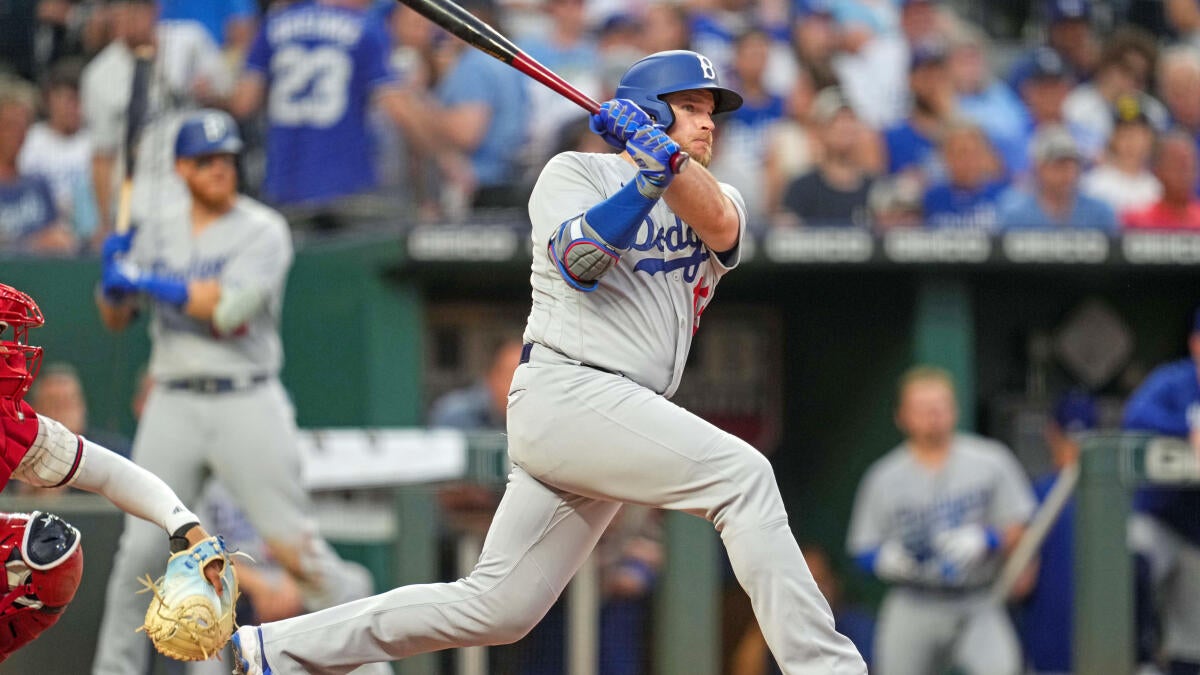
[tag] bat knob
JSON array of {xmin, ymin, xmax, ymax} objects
[{"xmin": 669, "ymin": 151, "xmax": 690, "ymax": 175}]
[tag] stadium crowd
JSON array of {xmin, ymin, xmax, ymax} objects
[{"xmin": 1, "ymin": 0, "xmax": 1200, "ymax": 253}]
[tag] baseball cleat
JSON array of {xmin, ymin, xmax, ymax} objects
[{"xmin": 231, "ymin": 625, "xmax": 272, "ymax": 674}]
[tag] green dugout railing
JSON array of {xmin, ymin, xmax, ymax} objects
[{"xmin": 1076, "ymin": 433, "xmax": 1200, "ymax": 675}]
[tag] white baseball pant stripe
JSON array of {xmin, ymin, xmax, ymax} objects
[{"xmin": 256, "ymin": 350, "xmax": 867, "ymax": 674}]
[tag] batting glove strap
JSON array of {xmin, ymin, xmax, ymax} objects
[
  {"xmin": 625, "ymin": 126, "xmax": 680, "ymax": 200},
  {"xmin": 589, "ymin": 99, "xmax": 654, "ymax": 150}
]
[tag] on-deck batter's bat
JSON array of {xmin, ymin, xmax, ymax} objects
[
  {"xmin": 114, "ymin": 45, "xmax": 155, "ymax": 235},
  {"xmin": 397, "ymin": 0, "xmax": 689, "ymax": 174},
  {"xmin": 990, "ymin": 461, "xmax": 1080, "ymax": 602}
]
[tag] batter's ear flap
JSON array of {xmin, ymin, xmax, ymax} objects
[{"xmin": 21, "ymin": 511, "xmax": 83, "ymax": 608}]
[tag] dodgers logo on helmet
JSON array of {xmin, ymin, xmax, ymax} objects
[
  {"xmin": 175, "ymin": 109, "xmax": 244, "ymax": 159},
  {"xmin": 615, "ymin": 50, "xmax": 744, "ymax": 129}
]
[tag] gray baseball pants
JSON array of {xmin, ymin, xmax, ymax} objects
[
  {"xmin": 253, "ymin": 350, "xmax": 867, "ymax": 674},
  {"xmin": 92, "ymin": 381, "xmax": 380, "ymax": 675},
  {"xmin": 873, "ymin": 587, "xmax": 1021, "ymax": 675}
]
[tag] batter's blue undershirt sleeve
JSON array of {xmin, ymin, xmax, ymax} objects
[
  {"xmin": 139, "ymin": 276, "xmax": 189, "ymax": 307},
  {"xmin": 853, "ymin": 550, "xmax": 879, "ymax": 575},
  {"xmin": 583, "ymin": 178, "xmax": 658, "ymax": 250}
]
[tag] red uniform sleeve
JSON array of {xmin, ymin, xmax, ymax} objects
[{"xmin": 0, "ymin": 401, "xmax": 41, "ymax": 492}]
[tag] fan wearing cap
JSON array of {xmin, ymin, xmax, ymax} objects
[
  {"xmin": 1080, "ymin": 92, "xmax": 1163, "ymax": 216},
  {"xmin": 1123, "ymin": 307, "xmax": 1200, "ymax": 673},
  {"xmin": 1123, "ymin": 129, "xmax": 1200, "ymax": 228},
  {"xmin": 996, "ymin": 124, "xmax": 1118, "ymax": 231}
]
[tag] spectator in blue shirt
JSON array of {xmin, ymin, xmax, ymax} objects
[
  {"xmin": 923, "ymin": 121, "xmax": 1009, "ymax": 230},
  {"xmin": 159, "ymin": 0, "xmax": 258, "ymax": 53},
  {"xmin": 997, "ymin": 125, "xmax": 1118, "ymax": 231},
  {"xmin": 947, "ymin": 26, "xmax": 1029, "ymax": 176},
  {"xmin": 883, "ymin": 41, "xmax": 955, "ymax": 187}
]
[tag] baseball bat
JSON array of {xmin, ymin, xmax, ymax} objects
[
  {"xmin": 989, "ymin": 461, "xmax": 1080, "ymax": 602},
  {"xmin": 397, "ymin": 0, "xmax": 689, "ymax": 173},
  {"xmin": 114, "ymin": 45, "xmax": 155, "ymax": 235}
]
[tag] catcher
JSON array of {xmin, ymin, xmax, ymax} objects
[{"xmin": 0, "ymin": 281, "xmax": 236, "ymax": 662}]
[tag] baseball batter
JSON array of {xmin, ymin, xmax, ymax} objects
[
  {"xmin": 92, "ymin": 110, "xmax": 383, "ymax": 675},
  {"xmin": 0, "ymin": 282, "xmax": 223, "ymax": 661},
  {"xmin": 229, "ymin": 50, "xmax": 866, "ymax": 675},
  {"xmin": 847, "ymin": 366, "xmax": 1035, "ymax": 675}
]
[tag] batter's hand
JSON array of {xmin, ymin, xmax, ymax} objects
[
  {"xmin": 101, "ymin": 260, "xmax": 143, "ymax": 300},
  {"xmin": 589, "ymin": 99, "xmax": 653, "ymax": 150},
  {"xmin": 873, "ymin": 539, "xmax": 920, "ymax": 582},
  {"xmin": 626, "ymin": 125, "xmax": 680, "ymax": 200},
  {"xmin": 933, "ymin": 524, "xmax": 998, "ymax": 572},
  {"xmin": 101, "ymin": 227, "xmax": 137, "ymax": 266}
]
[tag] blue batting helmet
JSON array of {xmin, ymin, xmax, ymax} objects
[
  {"xmin": 174, "ymin": 109, "xmax": 243, "ymax": 159},
  {"xmin": 614, "ymin": 50, "xmax": 743, "ymax": 129}
]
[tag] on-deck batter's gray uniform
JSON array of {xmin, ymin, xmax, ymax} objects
[
  {"xmin": 847, "ymin": 433, "xmax": 1036, "ymax": 675},
  {"xmin": 245, "ymin": 152, "xmax": 868, "ymax": 674},
  {"xmin": 92, "ymin": 197, "xmax": 382, "ymax": 675}
]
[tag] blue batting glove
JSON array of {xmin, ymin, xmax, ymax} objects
[
  {"xmin": 101, "ymin": 260, "xmax": 141, "ymax": 300},
  {"xmin": 138, "ymin": 276, "xmax": 189, "ymax": 307},
  {"xmin": 625, "ymin": 125, "xmax": 680, "ymax": 200},
  {"xmin": 101, "ymin": 227, "xmax": 137, "ymax": 266},
  {"xmin": 589, "ymin": 99, "xmax": 654, "ymax": 150}
]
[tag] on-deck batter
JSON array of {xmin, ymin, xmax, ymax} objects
[
  {"xmin": 230, "ymin": 50, "xmax": 867, "ymax": 675},
  {"xmin": 93, "ymin": 109, "xmax": 383, "ymax": 675},
  {"xmin": 847, "ymin": 366, "xmax": 1035, "ymax": 675}
]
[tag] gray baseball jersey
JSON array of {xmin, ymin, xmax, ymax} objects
[
  {"xmin": 848, "ymin": 433, "xmax": 1035, "ymax": 675},
  {"xmin": 525, "ymin": 152, "xmax": 742, "ymax": 397},
  {"xmin": 848, "ymin": 432, "xmax": 1036, "ymax": 587},
  {"xmin": 126, "ymin": 196, "xmax": 290, "ymax": 378},
  {"xmin": 92, "ymin": 196, "xmax": 385, "ymax": 675},
  {"xmin": 243, "ymin": 152, "xmax": 868, "ymax": 674}
]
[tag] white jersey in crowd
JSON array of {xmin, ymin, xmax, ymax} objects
[
  {"xmin": 125, "ymin": 196, "xmax": 292, "ymax": 380},
  {"xmin": 847, "ymin": 432, "xmax": 1036, "ymax": 589},
  {"xmin": 81, "ymin": 20, "xmax": 233, "ymax": 223},
  {"xmin": 17, "ymin": 122, "xmax": 93, "ymax": 230},
  {"xmin": 524, "ymin": 151, "xmax": 747, "ymax": 398}
]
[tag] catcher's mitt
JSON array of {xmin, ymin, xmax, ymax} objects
[{"xmin": 138, "ymin": 536, "xmax": 239, "ymax": 661}]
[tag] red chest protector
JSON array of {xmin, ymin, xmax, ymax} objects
[
  {"xmin": 0, "ymin": 401, "xmax": 39, "ymax": 492},
  {"xmin": 0, "ymin": 511, "xmax": 83, "ymax": 662}
]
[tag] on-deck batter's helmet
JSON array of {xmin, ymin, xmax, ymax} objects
[
  {"xmin": 174, "ymin": 109, "xmax": 243, "ymax": 159},
  {"xmin": 0, "ymin": 283, "xmax": 44, "ymax": 420},
  {"xmin": 615, "ymin": 50, "xmax": 743, "ymax": 130}
]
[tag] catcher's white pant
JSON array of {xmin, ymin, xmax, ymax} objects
[
  {"xmin": 873, "ymin": 587, "xmax": 1021, "ymax": 675},
  {"xmin": 252, "ymin": 350, "xmax": 867, "ymax": 674},
  {"xmin": 91, "ymin": 382, "xmax": 375, "ymax": 675}
]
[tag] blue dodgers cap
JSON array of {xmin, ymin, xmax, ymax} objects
[
  {"xmin": 174, "ymin": 109, "xmax": 243, "ymax": 159},
  {"xmin": 1053, "ymin": 390, "xmax": 1098, "ymax": 433},
  {"xmin": 1047, "ymin": 0, "xmax": 1091, "ymax": 23}
]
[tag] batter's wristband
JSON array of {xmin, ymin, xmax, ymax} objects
[{"xmin": 169, "ymin": 521, "xmax": 201, "ymax": 553}]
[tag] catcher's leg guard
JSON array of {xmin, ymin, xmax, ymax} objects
[{"xmin": 0, "ymin": 511, "xmax": 83, "ymax": 661}]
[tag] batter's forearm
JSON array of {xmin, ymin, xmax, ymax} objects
[{"xmin": 663, "ymin": 163, "xmax": 739, "ymax": 252}]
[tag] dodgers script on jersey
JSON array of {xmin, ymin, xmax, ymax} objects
[
  {"xmin": 847, "ymin": 433, "xmax": 1035, "ymax": 588},
  {"xmin": 245, "ymin": 2, "xmax": 397, "ymax": 205},
  {"xmin": 125, "ymin": 197, "xmax": 292, "ymax": 378},
  {"xmin": 525, "ymin": 152, "xmax": 746, "ymax": 398}
]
